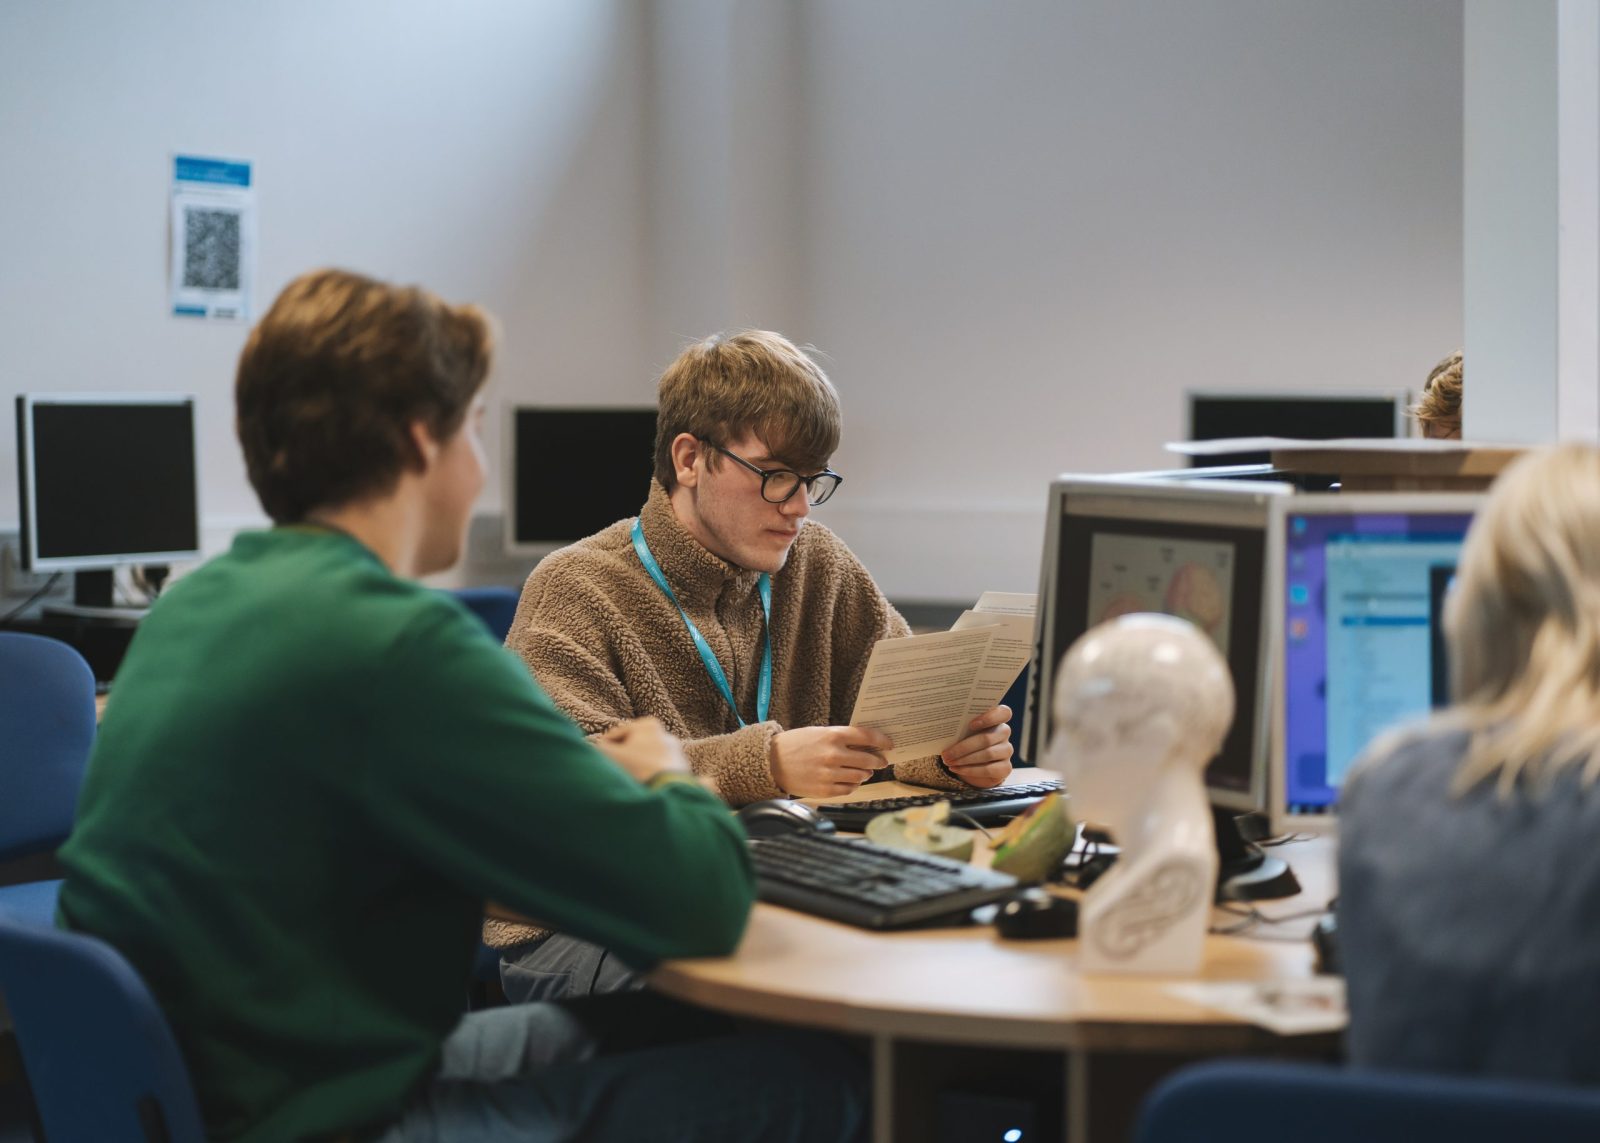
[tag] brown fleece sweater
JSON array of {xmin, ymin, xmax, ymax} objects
[{"xmin": 484, "ymin": 480, "xmax": 965, "ymax": 950}]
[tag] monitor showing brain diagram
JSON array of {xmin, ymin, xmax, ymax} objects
[{"xmin": 1086, "ymin": 534, "xmax": 1235, "ymax": 656}]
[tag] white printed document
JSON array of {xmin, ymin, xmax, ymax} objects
[
  {"xmin": 972, "ymin": 591, "xmax": 1037, "ymax": 616},
  {"xmin": 848, "ymin": 628, "xmax": 997, "ymax": 764},
  {"xmin": 848, "ymin": 593, "xmax": 1037, "ymax": 764},
  {"xmin": 1165, "ymin": 979, "xmax": 1347, "ymax": 1036},
  {"xmin": 950, "ymin": 609, "xmax": 1034, "ymax": 721}
]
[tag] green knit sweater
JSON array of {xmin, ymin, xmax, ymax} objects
[{"xmin": 57, "ymin": 527, "xmax": 753, "ymax": 1142}]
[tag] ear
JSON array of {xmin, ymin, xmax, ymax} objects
[
  {"xmin": 669, "ymin": 432, "xmax": 705, "ymax": 489},
  {"xmin": 408, "ymin": 420, "xmax": 443, "ymax": 472}
]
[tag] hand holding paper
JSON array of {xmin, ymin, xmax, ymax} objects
[
  {"xmin": 770, "ymin": 724, "xmax": 893, "ymax": 797},
  {"xmin": 940, "ymin": 704, "xmax": 1014, "ymax": 787},
  {"xmin": 847, "ymin": 628, "xmax": 998, "ymax": 764},
  {"xmin": 847, "ymin": 593, "xmax": 1037, "ymax": 766}
]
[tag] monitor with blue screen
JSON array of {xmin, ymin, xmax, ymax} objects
[{"xmin": 1274, "ymin": 493, "xmax": 1483, "ymax": 829}]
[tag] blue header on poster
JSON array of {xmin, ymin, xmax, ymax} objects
[{"xmin": 174, "ymin": 155, "xmax": 251, "ymax": 188}]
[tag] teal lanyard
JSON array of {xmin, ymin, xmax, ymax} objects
[{"xmin": 632, "ymin": 517, "xmax": 772, "ymax": 727}]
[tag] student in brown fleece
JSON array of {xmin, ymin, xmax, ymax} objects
[{"xmin": 487, "ymin": 330, "xmax": 1015, "ymax": 1002}]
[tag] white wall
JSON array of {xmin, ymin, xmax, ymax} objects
[
  {"xmin": 795, "ymin": 1, "xmax": 1464, "ymax": 599},
  {"xmin": 0, "ymin": 0, "xmax": 654, "ymax": 545},
  {"xmin": 0, "ymin": 1, "xmax": 1464, "ymax": 605}
]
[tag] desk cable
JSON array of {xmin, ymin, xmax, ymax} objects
[
  {"xmin": 1211, "ymin": 902, "xmax": 1330, "ymax": 940},
  {"xmin": 1256, "ymin": 832, "xmax": 1315, "ymax": 848},
  {"xmin": 0, "ymin": 573, "xmax": 63, "ymax": 628}
]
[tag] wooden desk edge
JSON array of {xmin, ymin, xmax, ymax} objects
[
  {"xmin": 650, "ymin": 958, "xmax": 1339, "ymax": 1055},
  {"xmin": 650, "ymin": 830, "xmax": 1339, "ymax": 1055}
]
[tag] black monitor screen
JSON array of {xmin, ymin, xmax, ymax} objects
[
  {"xmin": 20, "ymin": 397, "xmax": 200, "ymax": 567},
  {"xmin": 1052, "ymin": 513, "xmax": 1266, "ymax": 802},
  {"xmin": 511, "ymin": 407, "xmax": 658, "ymax": 545},
  {"xmin": 1188, "ymin": 393, "xmax": 1401, "ymax": 467}
]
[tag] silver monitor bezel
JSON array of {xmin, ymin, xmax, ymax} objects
[
  {"xmin": 1029, "ymin": 474, "xmax": 1293, "ymax": 815},
  {"xmin": 501, "ymin": 402, "xmax": 658, "ymax": 559},
  {"xmin": 18, "ymin": 392, "xmax": 204, "ymax": 572}
]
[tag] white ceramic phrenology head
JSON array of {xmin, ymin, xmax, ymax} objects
[{"xmin": 1047, "ymin": 613, "xmax": 1234, "ymax": 824}]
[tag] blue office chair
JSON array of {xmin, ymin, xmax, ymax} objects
[
  {"xmin": 0, "ymin": 914, "xmax": 207, "ymax": 1143},
  {"xmin": 0, "ymin": 632, "xmax": 97, "ymax": 925},
  {"xmin": 450, "ymin": 585, "xmax": 522, "ymax": 643},
  {"xmin": 446, "ymin": 587, "xmax": 524, "ymax": 999},
  {"xmin": 1136, "ymin": 1059, "xmax": 1600, "ymax": 1143}
]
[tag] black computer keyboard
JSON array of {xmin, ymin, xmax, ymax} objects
[
  {"xmin": 749, "ymin": 832, "xmax": 1018, "ymax": 930},
  {"xmin": 813, "ymin": 779, "xmax": 1065, "ymax": 832}
]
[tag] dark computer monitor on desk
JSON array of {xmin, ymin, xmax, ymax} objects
[
  {"xmin": 1186, "ymin": 390, "xmax": 1408, "ymax": 467},
  {"xmin": 504, "ymin": 406, "xmax": 658, "ymax": 553},
  {"xmin": 1271, "ymin": 493, "xmax": 1483, "ymax": 832},
  {"xmin": 15, "ymin": 394, "xmax": 201, "ymax": 614}
]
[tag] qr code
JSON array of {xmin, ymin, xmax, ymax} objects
[{"xmin": 182, "ymin": 207, "xmax": 241, "ymax": 291}]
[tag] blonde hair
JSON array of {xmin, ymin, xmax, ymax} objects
[
  {"xmin": 1411, "ymin": 350, "xmax": 1463, "ymax": 437},
  {"xmin": 1446, "ymin": 444, "xmax": 1600, "ymax": 796},
  {"xmin": 653, "ymin": 330, "xmax": 841, "ymax": 490}
]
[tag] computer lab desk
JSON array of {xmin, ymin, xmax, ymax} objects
[{"xmin": 650, "ymin": 771, "xmax": 1340, "ymax": 1143}]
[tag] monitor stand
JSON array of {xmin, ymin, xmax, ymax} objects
[
  {"xmin": 1068, "ymin": 812, "xmax": 1302, "ymax": 902},
  {"xmin": 1213, "ymin": 804, "xmax": 1300, "ymax": 901},
  {"xmin": 42, "ymin": 569, "xmax": 148, "ymax": 624}
]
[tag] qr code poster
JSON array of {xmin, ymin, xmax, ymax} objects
[{"xmin": 169, "ymin": 155, "xmax": 255, "ymax": 321}]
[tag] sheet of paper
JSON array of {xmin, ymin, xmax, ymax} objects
[
  {"xmin": 950, "ymin": 610, "xmax": 1034, "ymax": 718},
  {"xmin": 972, "ymin": 591, "xmax": 1037, "ymax": 616},
  {"xmin": 1165, "ymin": 979, "xmax": 1347, "ymax": 1036},
  {"xmin": 848, "ymin": 627, "xmax": 996, "ymax": 764},
  {"xmin": 169, "ymin": 154, "xmax": 256, "ymax": 322}
]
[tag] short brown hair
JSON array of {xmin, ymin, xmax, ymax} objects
[
  {"xmin": 653, "ymin": 330, "xmax": 842, "ymax": 490},
  {"xmin": 236, "ymin": 269, "xmax": 494, "ymax": 523},
  {"xmin": 1412, "ymin": 349, "xmax": 1463, "ymax": 435}
]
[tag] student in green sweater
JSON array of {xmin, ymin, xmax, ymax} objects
[{"xmin": 56, "ymin": 269, "xmax": 865, "ymax": 1143}]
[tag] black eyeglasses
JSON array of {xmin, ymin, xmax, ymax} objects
[{"xmin": 702, "ymin": 440, "xmax": 843, "ymax": 505}]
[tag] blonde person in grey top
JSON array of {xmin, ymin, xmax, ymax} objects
[
  {"xmin": 1338, "ymin": 443, "xmax": 1600, "ymax": 1082},
  {"xmin": 1340, "ymin": 724, "xmax": 1600, "ymax": 1080}
]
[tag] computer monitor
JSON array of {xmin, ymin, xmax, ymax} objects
[
  {"xmin": 1028, "ymin": 477, "xmax": 1290, "ymax": 811},
  {"xmin": 504, "ymin": 406, "xmax": 658, "ymax": 553},
  {"xmin": 1271, "ymin": 492, "xmax": 1483, "ymax": 832},
  {"xmin": 15, "ymin": 394, "xmax": 202, "ymax": 611},
  {"xmin": 1186, "ymin": 390, "xmax": 1408, "ymax": 467},
  {"xmin": 1027, "ymin": 476, "xmax": 1297, "ymax": 898}
]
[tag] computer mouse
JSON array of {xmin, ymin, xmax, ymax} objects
[
  {"xmin": 736, "ymin": 799, "xmax": 838, "ymax": 839},
  {"xmin": 1312, "ymin": 909, "xmax": 1341, "ymax": 976},
  {"xmin": 993, "ymin": 888, "xmax": 1078, "ymax": 940}
]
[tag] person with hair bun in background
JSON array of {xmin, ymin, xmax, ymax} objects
[{"xmin": 1413, "ymin": 349, "xmax": 1462, "ymax": 439}]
